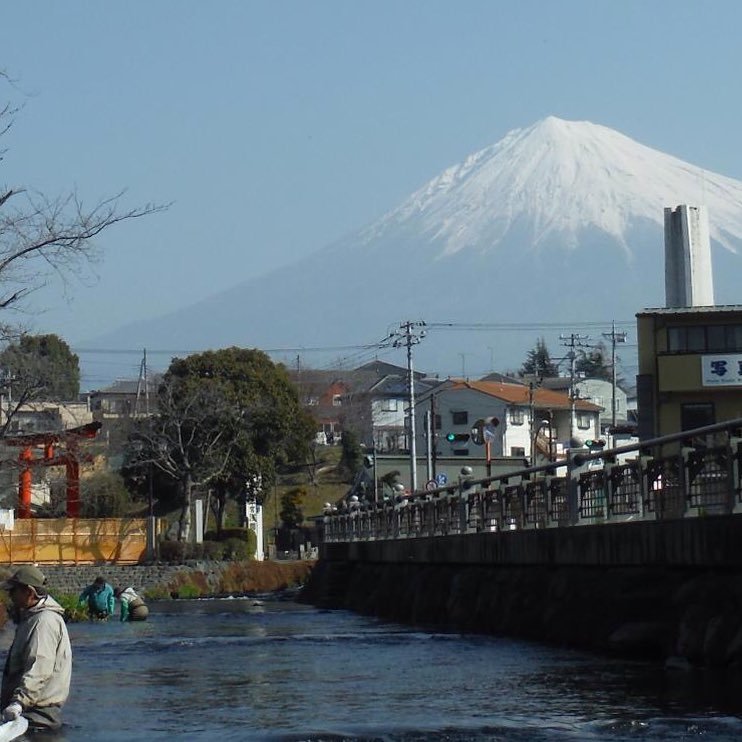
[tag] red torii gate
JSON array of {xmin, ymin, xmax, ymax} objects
[{"xmin": 3, "ymin": 421, "xmax": 102, "ymax": 519}]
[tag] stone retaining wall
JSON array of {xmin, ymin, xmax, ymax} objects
[
  {"xmin": 303, "ymin": 515, "xmax": 742, "ymax": 668},
  {"xmin": 300, "ymin": 559, "xmax": 742, "ymax": 668},
  {"xmin": 10, "ymin": 563, "xmax": 231, "ymax": 596}
]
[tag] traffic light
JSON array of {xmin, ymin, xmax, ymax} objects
[
  {"xmin": 584, "ymin": 439, "xmax": 606, "ymax": 450},
  {"xmin": 446, "ymin": 432, "xmax": 470, "ymax": 443}
]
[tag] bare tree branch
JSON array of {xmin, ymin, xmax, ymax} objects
[{"xmin": 0, "ymin": 72, "xmax": 169, "ymax": 328}]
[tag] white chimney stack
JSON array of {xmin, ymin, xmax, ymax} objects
[{"xmin": 664, "ymin": 204, "xmax": 714, "ymax": 307}]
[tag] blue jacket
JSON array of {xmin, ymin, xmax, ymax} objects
[{"xmin": 79, "ymin": 583, "xmax": 114, "ymax": 617}]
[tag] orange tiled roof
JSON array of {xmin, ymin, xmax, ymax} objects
[{"xmin": 447, "ymin": 380, "xmax": 601, "ymax": 411}]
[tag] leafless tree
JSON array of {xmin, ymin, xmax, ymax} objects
[
  {"xmin": 0, "ymin": 71, "xmax": 167, "ymax": 335},
  {"xmin": 129, "ymin": 381, "xmax": 242, "ymax": 541}
]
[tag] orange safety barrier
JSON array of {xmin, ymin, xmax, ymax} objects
[{"xmin": 0, "ymin": 517, "xmax": 164, "ymax": 565}]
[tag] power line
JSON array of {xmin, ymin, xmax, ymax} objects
[
  {"xmin": 72, "ymin": 342, "xmax": 387, "ymax": 356},
  {"xmin": 428, "ymin": 320, "xmax": 634, "ymax": 331}
]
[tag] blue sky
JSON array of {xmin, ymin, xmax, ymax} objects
[{"xmin": 2, "ymin": 1, "xmax": 742, "ymax": 383}]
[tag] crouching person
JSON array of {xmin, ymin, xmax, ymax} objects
[
  {"xmin": 79, "ymin": 576, "xmax": 114, "ymax": 620},
  {"xmin": 0, "ymin": 565, "xmax": 72, "ymax": 732},
  {"xmin": 114, "ymin": 586, "xmax": 149, "ymax": 622}
]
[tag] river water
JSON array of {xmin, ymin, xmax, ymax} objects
[{"xmin": 1, "ymin": 596, "xmax": 742, "ymax": 741}]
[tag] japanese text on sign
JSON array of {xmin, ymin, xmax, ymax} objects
[{"xmin": 701, "ymin": 355, "xmax": 742, "ymax": 386}]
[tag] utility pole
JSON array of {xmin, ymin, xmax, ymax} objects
[
  {"xmin": 391, "ymin": 320, "xmax": 426, "ymax": 494},
  {"xmin": 430, "ymin": 393, "xmax": 437, "ymax": 479},
  {"xmin": 527, "ymin": 358, "xmax": 541, "ymax": 466},
  {"xmin": 602, "ymin": 322, "xmax": 628, "ymax": 429},
  {"xmin": 560, "ymin": 333, "xmax": 590, "ymax": 442},
  {"xmin": 424, "ymin": 410, "xmax": 433, "ymax": 483},
  {"xmin": 135, "ymin": 349, "xmax": 149, "ymax": 415}
]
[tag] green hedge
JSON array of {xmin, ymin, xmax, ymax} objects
[{"xmin": 158, "ymin": 527, "xmax": 257, "ymax": 563}]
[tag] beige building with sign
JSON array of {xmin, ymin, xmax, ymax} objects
[{"xmin": 636, "ymin": 305, "xmax": 742, "ymax": 438}]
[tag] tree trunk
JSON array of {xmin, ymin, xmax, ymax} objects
[
  {"xmin": 177, "ymin": 474, "xmax": 193, "ymax": 542},
  {"xmin": 214, "ymin": 493, "xmax": 226, "ymax": 538}
]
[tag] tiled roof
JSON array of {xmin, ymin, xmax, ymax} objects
[{"xmin": 448, "ymin": 379, "xmax": 601, "ymax": 411}]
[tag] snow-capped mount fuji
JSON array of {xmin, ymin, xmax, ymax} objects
[
  {"xmin": 89, "ymin": 117, "xmax": 742, "ymax": 379},
  {"xmin": 355, "ymin": 115, "xmax": 742, "ymax": 258}
]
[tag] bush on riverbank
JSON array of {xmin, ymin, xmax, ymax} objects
[
  {"xmin": 219, "ymin": 559, "xmax": 313, "ymax": 594},
  {"xmin": 158, "ymin": 528, "xmax": 257, "ymax": 563},
  {"xmin": 143, "ymin": 559, "xmax": 315, "ymax": 600}
]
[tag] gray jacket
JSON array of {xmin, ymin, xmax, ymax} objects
[{"xmin": 1, "ymin": 595, "xmax": 72, "ymax": 713}]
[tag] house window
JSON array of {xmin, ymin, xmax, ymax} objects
[
  {"xmin": 332, "ymin": 395, "xmax": 342, "ymax": 407},
  {"xmin": 307, "ymin": 396, "xmax": 319, "ymax": 406},
  {"xmin": 667, "ymin": 324, "xmax": 742, "ymax": 353},
  {"xmin": 576, "ymin": 413, "xmax": 591, "ymax": 430},
  {"xmin": 509, "ymin": 408, "xmax": 525, "ymax": 425},
  {"xmin": 707, "ymin": 325, "xmax": 727, "ymax": 352},
  {"xmin": 510, "ymin": 446, "xmax": 525, "ymax": 457},
  {"xmin": 667, "ymin": 327, "xmax": 684, "ymax": 352},
  {"xmin": 686, "ymin": 326, "xmax": 705, "ymax": 351},
  {"xmin": 727, "ymin": 325, "xmax": 742, "ymax": 351},
  {"xmin": 381, "ymin": 399, "xmax": 398, "ymax": 412},
  {"xmin": 452, "ymin": 411, "xmax": 468, "ymax": 425}
]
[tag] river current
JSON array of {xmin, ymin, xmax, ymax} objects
[{"xmin": 1, "ymin": 596, "xmax": 742, "ymax": 741}]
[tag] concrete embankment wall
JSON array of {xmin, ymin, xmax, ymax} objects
[{"xmin": 301, "ymin": 516, "xmax": 742, "ymax": 668}]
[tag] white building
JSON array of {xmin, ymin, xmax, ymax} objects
[
  {"xmin": 541, "ymin": 377, "xmax": 629, "ymax": 434},
  {"xmin": 415, "ymin": 379, "xmax": 601, "ymax": 465}
]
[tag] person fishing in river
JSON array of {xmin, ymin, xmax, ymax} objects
[
  {"xmin": 0, "ymin": 565, "xmax": 72, "ymax": 732},
  {"xmin": 114, "ymin": 586, "xmax": 149, "ymax": 622},
  {"xmin": 78, "ymin": 576, "xmax": 115, "ymax": 620}
]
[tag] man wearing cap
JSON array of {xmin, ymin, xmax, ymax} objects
[{"xmin": 0, "ymin": 565, "xmax": 72, "ymax": 731}]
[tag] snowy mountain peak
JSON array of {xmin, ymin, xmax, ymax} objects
[{"xmin": 369, "ymin": 117, "xmax": 742, "ymax": 257}]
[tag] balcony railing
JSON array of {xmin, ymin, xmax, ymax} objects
[{"xmin": 322, "ymin": 418, "xmax": 742, "ymax": 543}]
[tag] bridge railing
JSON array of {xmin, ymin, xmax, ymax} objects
[{"xmin": 322, "ymin": 418, "xmax": 742, "ymax": 542}]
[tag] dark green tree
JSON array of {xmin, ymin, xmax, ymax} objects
[
  {"xmin": 0, "ymin": 333, "xmax": 80, "ymax": 400},
  {"xmin": 520, "ymin": 338, "xmax": 560, "ymax": 378},
  {"xmin": 339, "ymin": 429, "xmax": 362, "ymax": 480},
  {"xmin": 575, "ymin": 342, "xmax": 613, "ymax": 381},
  {"xmin": 279, "ymin": 486, "xmax": 306, "ymax": 529},
  {"xmin": 123, "ymin": 347, "xmax": 316, "ymax": 540}
]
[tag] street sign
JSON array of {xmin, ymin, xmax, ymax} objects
[{"xmin": 435, "ymin": 473, "xmax": 448, "ymax": 486}]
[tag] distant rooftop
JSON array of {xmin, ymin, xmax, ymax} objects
[{"xmin": 637, "ymin": 305, "xmax": 742, "ymax": 316}]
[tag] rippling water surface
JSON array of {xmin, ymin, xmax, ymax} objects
[{"xmin": 2, "ymin": 596, "xmax": 742, "ymax": 741}]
